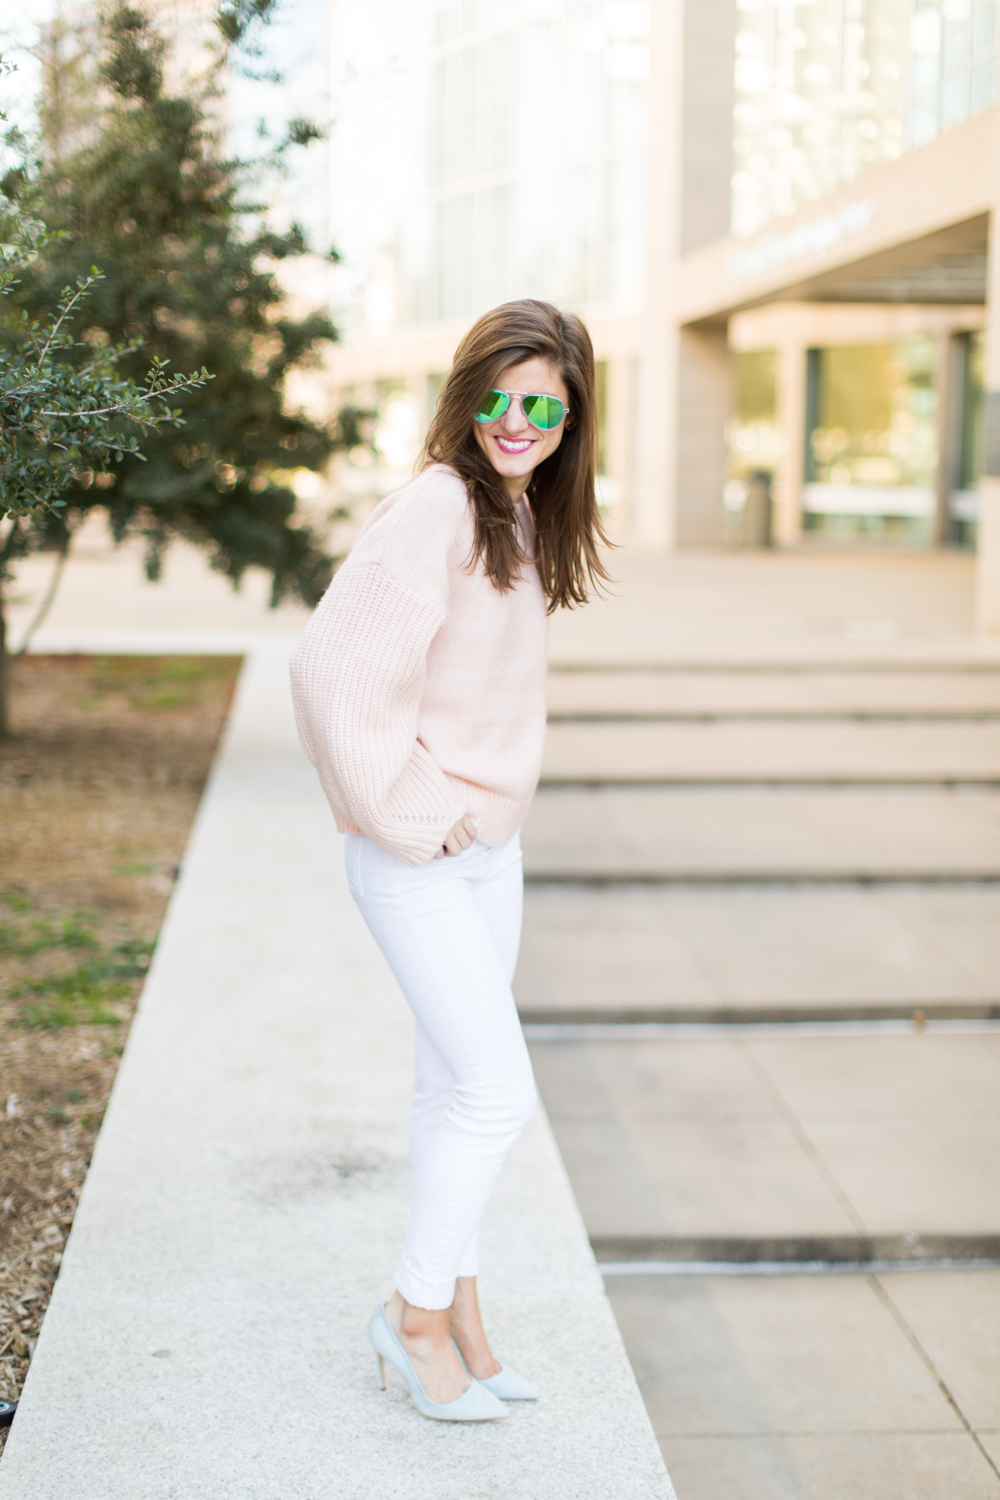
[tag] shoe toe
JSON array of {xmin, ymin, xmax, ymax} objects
[
  {"xmin": 480, "ymin": 1365, "xmax": 539, "ymax": 1400},
  {"xmin": 432, "ymin": 1379, "xmax": 508, "ymax": 1421}
]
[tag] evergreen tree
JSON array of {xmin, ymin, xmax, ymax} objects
[{"xmin": 1, "ymin": 4, "xmax": 352, "ymax": 731}]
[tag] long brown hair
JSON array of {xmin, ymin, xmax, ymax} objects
[{"xmin": 420, "ymin": 299, "xmax": 610, "ymax": 612}]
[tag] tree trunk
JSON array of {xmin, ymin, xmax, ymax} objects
[
  {"xmin": 0, "ymin": 596, "xmax": 9, "ymax": 740},
  {"xmin": 0, "ymin": 519, "xmax": 22, "ymax": 740}
]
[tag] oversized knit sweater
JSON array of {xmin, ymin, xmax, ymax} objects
[{"xmin": 290, "ymin": 463, "xmax": 549, "ymax": 866}]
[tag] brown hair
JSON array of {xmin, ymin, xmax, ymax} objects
[{"xmin": 420, "ymin": 299, "xmax": 610, "ymax": 612}]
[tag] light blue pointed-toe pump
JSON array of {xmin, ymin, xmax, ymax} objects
[
  {"xmin": 368, "ymin": 1304, "xmax": 508, "ymax": 1422},
  {"xmin": 453, "ymin": 1339, "xmax": 539, "ymax": 1400}
]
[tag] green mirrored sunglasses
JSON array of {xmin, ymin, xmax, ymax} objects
[{"xmin": 473, "ymin": 389, "xmax": 568, "ymax": 432}]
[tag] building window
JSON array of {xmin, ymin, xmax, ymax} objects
[
  {"xmin": 803, "ymin": 339, "xmax": 939, "ymax": 542},
  {"xmin": 727, "ymin": 349, "xmax": 781, "ymax": 477},
  {"xmin": 731, "ymin": 0, "xmax": 1000, "ymax": 238}
]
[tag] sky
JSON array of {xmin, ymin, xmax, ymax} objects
[{"xmin": 1, "ymin": 0, "xmax": 55, "ymax": 141}]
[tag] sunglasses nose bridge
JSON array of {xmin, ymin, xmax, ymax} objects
[{"xmin": 499, "ymin": 394, "xmax": 530, "ymax": 431}]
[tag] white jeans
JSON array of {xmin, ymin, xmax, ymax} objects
[{"xmin": 345, "ymin": 831, "xmax": 537, "ymax": 1310}]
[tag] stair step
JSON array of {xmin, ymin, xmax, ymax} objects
[
  {"xmin": 514, "ymin": 882, "xmax": 1000, "ymax": 1014},
  {"xmin": 522, "ymin": 787, "xmax": 1000, "ymax": 881},
  {"xmin": 541, "ymin": 719, "xmax": 1000, "ymax": 784},
  {"xmin": 547, "ymin": 668, "xmax": 1000, "ymax": 718}
]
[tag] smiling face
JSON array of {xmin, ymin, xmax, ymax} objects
[{"xmin": 472, "ymin": 356, "xmax": 570, "ymax": 501}]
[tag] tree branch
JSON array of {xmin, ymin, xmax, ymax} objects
[
  {"xmin": 33, "ymin": 276, "xmax": 100, "ymax": 366},
  {"xmin": 12, "ymin": 524, "xmax": 75, "ymax": 654}
]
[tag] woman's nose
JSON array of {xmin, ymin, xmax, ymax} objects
[{"xmin": 498, "ymin": 397, "xmax": 529, "ymax": 434}]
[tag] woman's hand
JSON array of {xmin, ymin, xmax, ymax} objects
[{"xmin": 435, "ymin": 814, "xmax": 478, "ymax": 859}]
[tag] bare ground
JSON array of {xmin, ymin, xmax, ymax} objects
[{"xmin": 0, "ymin": 653, "xmax": 241, "ymax": 1446}]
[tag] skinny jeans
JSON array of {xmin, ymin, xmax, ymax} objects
[{"xmin": 345, "ymin": 831, "xmax": 537, "ymax": 1311}]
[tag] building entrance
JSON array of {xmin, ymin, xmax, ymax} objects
[{"xmin": 729, "ymin": 303, "xmax": 986, "ymax": 549}]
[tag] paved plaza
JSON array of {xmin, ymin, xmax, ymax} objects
[
  {"xmin": 4, "ymin": 528, "xmax": 1000, "ymax": 1497},
  {"xmin": 525, "ymin": 544, "xmax": 1000, "ymax": 1499}
]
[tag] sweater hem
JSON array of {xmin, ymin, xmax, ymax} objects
[{"xmin": 333, "ymin": 784, "xmax": 533, "ymax": 862}]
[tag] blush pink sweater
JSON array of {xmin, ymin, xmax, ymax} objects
[{"xmin": 290, "ymin": 463, "xmax": 549, "ymax": 865}]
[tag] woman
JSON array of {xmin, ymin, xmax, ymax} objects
[{"xmin": 290, "ymin": 298, "xmax": 607, "ymax": 1422}]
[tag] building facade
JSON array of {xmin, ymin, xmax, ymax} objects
[
  {"xmin": 326, "ymin": 0, "xmax": 1000, "ymax": 629},
  {"xmin": 326, "ymin": 0, "xmax": 650, "ymax": 527},
  {"xmin": 662, "ymin": 0, "xmax": 1000, "ymax": 629}
]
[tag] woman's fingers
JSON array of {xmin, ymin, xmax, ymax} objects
[{"xmin": 437, "ymin": 815, "xmax": 479, "ymax": 857}]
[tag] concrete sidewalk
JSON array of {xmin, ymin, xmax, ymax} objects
[{"xmin": 0, "ymin": 647, "xmax": 673, "ymax": 1499}]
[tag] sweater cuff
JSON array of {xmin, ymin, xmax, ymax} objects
[{"xmin": 369, "ymin": 779, "xmax": 466, "ymax": 865}]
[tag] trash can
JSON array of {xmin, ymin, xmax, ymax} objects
[{"xmin": 743, "ymin": 470, "xmax": 773, "ymax": 547}]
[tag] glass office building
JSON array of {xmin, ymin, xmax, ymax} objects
[
  {"xmin": 731, "ymin": 0, "xmax": 1000, "ymax": 238},
  {"xmin": 411, "ymin": 1, "xmax": 648, "ymax": 321},
  {"xmin": 330, "ymin": 0, "xmax": 648, "ymax": 328},
  {"xmin": 326, "ymin": 0, "xmax": 649, "ymax": 510},
  {"xmin": 714, "ymin": 0, "xmax": 999, "ymax": 550},
  {"xmin": 324, "ymin": 0, "xmax": 1000, "ymax": 618}
]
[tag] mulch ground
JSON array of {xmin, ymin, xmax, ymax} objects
[{"xmin": 0, "ymin": 652, "xmax": 240, "ymax": 1448}]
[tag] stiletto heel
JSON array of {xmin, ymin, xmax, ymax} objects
[
  {"xmin": 452, "ymin": 1339, "xmax": 539, "ymax": 1400},
  {"xmin": 376, "ymin": 1351, "xmax": 386, "ymax": 1390},
  {"xmin": 367, "ymin": 1304, "xmax": 507, "ymax": 1421}
]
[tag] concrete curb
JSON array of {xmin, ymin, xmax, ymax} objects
[{"xmin": 0, "ymin": 647, "xmax": 674, "ymax": 1500}]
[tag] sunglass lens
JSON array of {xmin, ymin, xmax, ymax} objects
[
  {"xmin": 522, "ymin": 394, "xmax": 564, "ymax": 430},
  {"xmin": 474, "ymin": 390, "xmax": 510, "ymax": 423}
]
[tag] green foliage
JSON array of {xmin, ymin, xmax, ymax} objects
[
  {"xmin": 215, "ymin": 0, "xmax": 280, "ymax": 49},
  {"xmin": 78, "ymin": 653, "xmax": 241, "ymax": 713},
  {"xmin": 0, "ymin": 888, "xmax": 153, "ymax": 1030},
  {"xmin": 0, "ymin": 39, "xmax": 207, "ymax": 528},
  {"xmin": 1, "ymin": 3, "xmax": 342, "ymax": 612},
  {"xmin": 0, "ymin": 884, "xmax": 32, "ymax": 915},
  {"xmin": 0, "ymin": 908, "xmax": 99, "ymax": 957},
  {"xmin": 0, "ymin": 40, "xmax": 206, "ymax": 536},
  {"xmin": 15, "ymin": 943, "xmax": 150, "ymax": 1030},
  {"xmin": 0, "ymin": 244, "xmax": 209, "ymax": 524}
]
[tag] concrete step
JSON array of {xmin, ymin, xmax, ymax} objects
[
  {"xmin": 606, "ymin": 1269, "xmax": 1000, "ymax": 1500},
  {"xmin": 544, "ymin": 548, "xmax": 989, "ymax": 671},
  {"xmin": 531, "ymin": 1028, "xmax": 1000, "ymax": 1489},
  {"xmin": 521, "ymin": 786, "xmax": 1000, "ymax": 882},
  {"xmin": 540, "ymin": 719, "xmax": 1000, "ymax": 784},
  {"xmin": 513, "ymin": 883, "xmax": 1000, "ymax": 1020},
  {"xmin": 547, "ymin": 668, "xmax": 1000, "ymax": 719},
  {"xmin": 528, "ymin": 1029, "xmax": 1000, "ymax": 1240}
]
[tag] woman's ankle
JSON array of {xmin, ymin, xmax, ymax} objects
[
  {"xmin": 448, "ymin": 1309, "xmax": 481, "ymax": 1342},
  {"xmin": 393, "ymin": 1293, "xmax": 452, "ymax": 1348}
]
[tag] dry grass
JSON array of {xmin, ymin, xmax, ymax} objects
[{"xmin": 0, "ymin": 653, "xmax": 240, "ymax": 1446}]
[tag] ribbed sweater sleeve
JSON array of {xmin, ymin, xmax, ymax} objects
[{"xmin": 290, "ymin": 562, "xmax": 467, "ymax": 866}]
